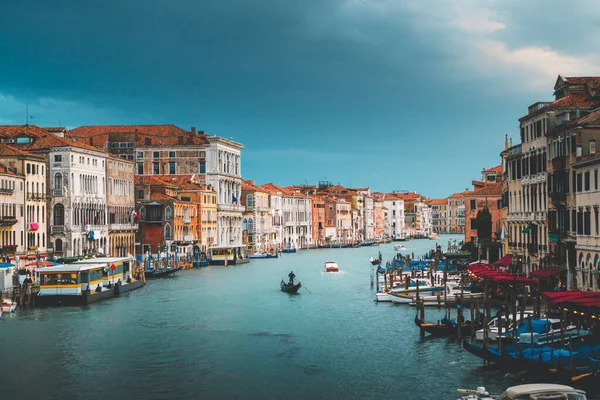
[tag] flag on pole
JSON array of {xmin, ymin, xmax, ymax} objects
[{"xmin": 232, "ymin": 194, "xmax": 238, "ymax": 205}]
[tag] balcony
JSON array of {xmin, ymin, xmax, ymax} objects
[
  {"xmin": 27, "ymin": 193, "xmax": 46, "ymax": 201},
  {"xmin": 52, "ymin": 189, "xmax": 64, "ymax": 197},
  {"xmin": 217, "ymin": 203, "xmax": 245, "ymax": 213},
  {"xmin": 0, "ymin": 188, "xmax": 14, "ymax": 195},
  {"xmin": 183, "ymin": 235, "xmax": 194, "ymax": 242},
  {"xmin": 109, "ymin": 223, "xmax": 139, "ymax": 232},
  {"xmin": 0, "ymin": 216, "xmax": 18, "ymax": 226},
  {"xmin": 183, "ymin": 216, "xmax": 191, "ymax": 224},
  {"xmin": 0, "ymin": 245, "xmax": 17, "ymax": 254},
  {"xmin": 51, "ymin": 226, "xmax": 65, "ymax": 234},
  {"xmin": 146, "ymin": 218, "xmax": 163, "ymax": 224}
]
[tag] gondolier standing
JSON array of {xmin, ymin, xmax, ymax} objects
[{"xmin": 288, "ymin": 271, "xmax": 296, "ymax": 285}]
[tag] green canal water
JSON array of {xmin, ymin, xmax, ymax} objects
[{"xmin": 0, "ymin": 234, "xmax": 593, "ymax": 399}]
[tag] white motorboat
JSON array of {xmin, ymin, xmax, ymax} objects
[
  {"xmin": 409, "ymin": 282, "xmax": 484, "ymax": 306},
  {"xmin": 394, "ymin": 244, "xmax": 405, "ymax": 251},
  {"xmin": 375, "ymin": 292, "xmax": 393, "ymax": 302},
  {"xmin": 2, "ymin": 299, "xmax": 17, "ymax": 313},
  {"xmin": 324, "ymin": 261, "xmax": 339, "ymax": 272},
  {"xmin": 457, "ymin": 384, "xmax": 586, "ymax": 400},
  {"xmin": 475, "ymin": 310, "xmax": 535, "ymax": 341}
]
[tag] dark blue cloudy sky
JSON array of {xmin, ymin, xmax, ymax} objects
[{"xmin": 1, "ymin": 0, "xmax": 599, "ymax": 197}]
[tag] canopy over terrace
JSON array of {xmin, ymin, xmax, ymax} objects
[
  {"xmin": 542, "ymin": 291, "xmax": 600, "ymax": 309},
  {"xmin": 467, "ymin": 262, "xmax": 538, "ymax": 286}
]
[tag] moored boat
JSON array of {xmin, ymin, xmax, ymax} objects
[
  {"xmin": 280, "ymin": 280, "xmax": 302, "ymax": 294},
  {"xmin": 36, "ymin": 257, "xmax": 143, "ymax": 306},
  {"xmin": 394, "ymin": 244, "xmax": 405, "ymax": 250},
  {"xmin": 145, "ymin": 265, "xmax": 182, "ymax": 279},
  {"xmin": 457, "ymin": 384, "xmax": 586, "ymax": 400},
  {"xmin": 1, "ymin": 299, "xmax": 17, "ymax": 313},
  {"xmin": 325, "ymin": 261, "xmax": 339, "ymax": 272},
  {"xmin": 249, "ymin": 252, "xmax": 279, "ymax": 259},
  {"xmin": 369, "ymin": 256, "xmax": 381, "ymax": 265}
]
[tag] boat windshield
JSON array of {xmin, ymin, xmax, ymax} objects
[{"xmin": 41, "ymin": 273, "xmax": 79, "ymax": 285}]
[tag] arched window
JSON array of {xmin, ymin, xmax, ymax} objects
[
  {"xmin": 247, "ymin": 195, "xmax": 253, "ymax": 208},
  {"xmin": 53, "ymin": 204, "xmax": 65, "ymax": 226},
  {"xmin": 140, "ymin": 206, "xmax": 146, "ymax": 220},
  {"xmin": 165, "ymin": 224, "xmax": 172, "ymax": 240},
  {"xmin": 247, "ymin": 218, "xmax": 253, "ymax": 233},
  {"xmin": 165, "ymin": 206, "xmax": 172, "ymax": 220},
  {"xmin": 242, "ymin": 219, "xmax": 247, "ymax": 231},
  {"xmin": 55, "ymin": 238, "xmax": 63, "ymax": 252}
]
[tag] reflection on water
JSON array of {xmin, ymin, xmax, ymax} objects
[{"xmin": 0, "ymin": 234, "xmax": 597, "ymax": 399}]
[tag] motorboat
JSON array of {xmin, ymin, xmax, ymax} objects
[
  {"xmin": 429, "ymin": 233, "xmax": 440, "ymax": 240},
  {"xmin": 324, "ymin": 261, "xmax": 339, "ymax": 272},
  {"xmin": 369, "ymin": 256, "xmax": 381, "ymax": 266},
  {"xmin": 475, "ymin": 310, "xmax": 535, "ymax": 341},
  {"xmin": 394, "ymin": 244, "xmax": 405, "ymax": 251},
  {"xmin": 409, "ymin": 282, "xmax": 484, "ymax": 306},
  {"xmin": 248, "ymin": 252, "xmax": 279, "ymax": 259},
  {"xmin": 1, "ymin": 299, "xmax": 17, "ymax": 313},
  {"xmin": 457, "ymin": 384, "xmax": 586, "ymax": 400}
]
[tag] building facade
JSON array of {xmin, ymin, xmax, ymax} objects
[{"xmin": 106, "ymin": 156, "xmax": 137, "ymax": 257}]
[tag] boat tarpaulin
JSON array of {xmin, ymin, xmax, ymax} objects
[{"xmin": 530, "ymin": 268, "xmax": 560, "ymax": 279}]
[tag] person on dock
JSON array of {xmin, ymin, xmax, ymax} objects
[{"xmin": 288, "ymin": 271, "xmax": 296, "ymax": 285}]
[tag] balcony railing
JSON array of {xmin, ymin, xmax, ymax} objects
[
  {"xmin": 0, "ymin": 216, "xmax": 18, "ymax": 226},
  {"xmin": 217, "ymin": 204, "xmax": 245, "ymax": 213},
  {"xmin": 183, "ymin": 217, "xmax": 191, "ymax": 224},
  {"xmin": 0, "ymin": 245, "xmax": 18, "ymax": 254},
  {"xmin": 183, "ymin": 235, "xmax": 194, "ymax": 242},
  {"xmin": 52, "ymin": 189, "xmax": 64, "ymax": 197},
  {"xmin": 0, "ymin": 188, "xmax": 14, "ymax": 195},
  {"xmin": 51, "ymin": 226, "xmax": 65, "ymax": 234},
  {"xmin": 27, "ymin": 193, "xmax": 46, "ymax": 201},
  {"xmin": 109, "ymin": 223, "xmax": 139, "ymax": 231}
]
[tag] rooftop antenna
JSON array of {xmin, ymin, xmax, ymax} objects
[{"xmin": 25, "ymin": 103, "xmax": 28, "ymax": 125}]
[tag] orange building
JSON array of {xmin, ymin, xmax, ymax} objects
[{"xmin": 464, "ymin": 181, "xmax": 503, "ymax": 243}]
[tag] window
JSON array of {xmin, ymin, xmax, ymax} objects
[
  {"xmin": 247, "ymin": 195, "xmax": 253, "ymax": 207},
  {"xmin": 595, "ymin": 169, "xmax": 598, "ymax": 190},
  {"xmin": 169, "ymin": 162, "xmax": 176, "ymax": 174},
  {"xmin": 165, "ymin": 207, "xmax": 172, "ymax": 220},
  {"xmin": 470, "ymin": 218, "xmax": 477, "ymax": 230},
  {"xmin": 136, "ymin": 152, "xmax": 143, "ymax": 158},
  {"xmin": 53, "ymin": 204, "xmax": 65, "ymax": 225},
  {"xmin": 169, "ymin": 151, "xmax": 176, "ymax": 158},
  {"xmin": 137, "ymin": 162, "xmax": 144, "ymax": 175},
  {"xmin": 585, "ymin": 171, "xmax": 590, "ymax": 191},
  {"xmin": 153, "ymin": 162, "xmax": 160, "ymax": 175},
  {"xmin": 16, "ymin": 136, "xmax": 31, "ymax": 144},
  {"xmin": 199, "ymin": 161, "xmax": 206, "ymax": 174},
  {"xmin": 54, "ymin": 173, "xmax": 63, "ymax": 189},
  {"xmin": 153, "ymin": 151, "xmax": 160, "ymax": 159},
  {"xmin": 470, "ymin": 199, "xmax": 476, "ymax": 209},
  {"xmin": 577, "ymin": 173, "xmax": 583, "ymax": 192},
  {"xmin": 591, "ymin": 140, "xmax": 596, "ymax": 155},
  {"xmin": 165, "ymin": 224, "xmax": 172, "ymax": 240}
]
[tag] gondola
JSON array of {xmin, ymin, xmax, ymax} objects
[
  {"xmin": 370, "ymin": 257, "xmax": 381, "ymax": 266},
  {"xmin": 280, "ymin": 281, "xmax": 302, "ymax": 294},
  {"xmin": 145, "ymin": 266, "xmax": 182, "ymax": 279},
  {"xmin": 414, "ymin": 315, "xmax": 453, "ymax": 336}
]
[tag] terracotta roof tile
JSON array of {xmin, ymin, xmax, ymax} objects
[
  {"xmin": 469, "ymin": 182, "xmax": 502, "ymax": 196},
  {"xmin": 149, "ymin": 191, "xmax": 177, "ymax": 202},
  {"xmin": 0, "ymin": 144, "xmax": 44, "ymax": 159},
  {"xmin": 26, "ymin": 134, "xmax": 106, "ymax": 154},
  {"xmin": 429, "ymin": 198, "xmax": 448, "ymax": 205},
  {"xmin": 0, "ymin": 163, "xmax": 22, "ymax": 177},
  {"xmin": 564, "ymin": 77, "xmax": 600, "ymax": 87},
  {"xmin": 548, "ymin": 92, "xmax": 599, "ymax": 108},
  {"xmin": 68, "ymin": 124, "xmax": 190, "ymax": 137},
  {"xmin": 483, "ymin": 165, "xmax": 502, "ymax": 174},
  {"xmin": 0, "ymin": 125, "xmax": 50, "ymax": 138}
]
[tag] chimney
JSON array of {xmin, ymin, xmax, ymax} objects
[
  {"xmin": 504, "ymin": 134, "xmax": 508, "ymax": 150},
  {"xmin": 248, "ymin": 180, "xmax": 255, "ymax": 186},
  {"xmin": 89, "ymin": 137, "xmax": 94, "ymax": 146},
  {"xmin": 199, "ymin": 130, "xmax": 204, "ymax": 135},
  {"xmin": 191, "ymin": 127, "xmax": 196, "ymax": 135},
  {"xmin": 178, "ymin": 135, "xmax": 184, "ymax": 145},
  {"xmin": 510, "ymin": 138, "xmax": 513, "ymax": 147}
]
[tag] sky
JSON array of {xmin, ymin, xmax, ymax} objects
[{"xmin": 1, "ymin": 0, "xmax": 600, "ymax": 197}]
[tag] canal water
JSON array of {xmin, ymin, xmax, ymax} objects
[{"xmin": 0, "ymin": 234, "xmax": 594, "ymax": 399}]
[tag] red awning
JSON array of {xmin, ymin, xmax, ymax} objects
[
  {"xmin": 467, "ymin": 262, "xmax": 537, "ymax": 286},
  {"xmin": 530, "ymin": 268, "xmax": 560, "ymax": 279},
  {"xmin": 494, "ymin": 255, "xmax": 512, "ymax": 267}
]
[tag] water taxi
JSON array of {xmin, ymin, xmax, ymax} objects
[
  {"xmin": 208, "ymin": 245, "xmax": 249, "ymax": 265},
  {"xmin": 36, "ymin": 257, "xmax": 143, "ymax": 306},
  {"xmin": 324, "ymin": 261, "xmax": 339, "ymax": 272}
]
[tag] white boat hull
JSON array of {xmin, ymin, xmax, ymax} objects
[
  {"xmin": 375, "ymin": 292, "xmax": 393, "ymax": 302},
  {"xmin": 412, "ymin": 293, "xmax": 484, "ymax": 307},
  {"xmin": 1, "ymin": 302, "xmax": 16, "ymax": 313},
  {"xmin": 390, "ymin": 294, "xmax": 413, "ymax": 304}
]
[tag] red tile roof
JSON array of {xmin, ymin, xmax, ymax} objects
[
  {"xmin": 26, "ymin": 134, "xmax": 106, "ymax": 154},
  {"xmin": 68, "ymin": 124, "xmax": 190, "ymax": 137},
  {"xmin": 242, "ymin": 180, "xmax": 268, "ymax": 192},
  {"xmin": 564, "ymin": 77, "xmax": 600, "ymax": 88},
  {"xmin": 549, "ymin": 92, "xmax": 599, "ymax": 108},
  {"xmin": 0, "ymin": 125, "xmax": 50, "ymax": 138},
  {"xmin": 149, "ymin": 191, "xmax": 177, "ymax": 202},
  {"xmin": 0, "ymin": 144, "xmax": 44, "ymax": 159},
  {"xmin": 483, "ymin": 165, "xmax": 502, "ymax": 174},
  {"xmin": 429, "ymin": 198, "xmax": 448, "ymax": 205},
  {"xmin": 0, "ymin": 163, "xmax": 21, "ymax": 176},
  {"xmin": 468, "ymin": 182, "xmax": 502, "ymax": 196}
]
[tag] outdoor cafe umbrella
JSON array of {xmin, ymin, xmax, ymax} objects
[{"xmin": 0, "ymin": 262, "xmax": 15, "ymax": 268}]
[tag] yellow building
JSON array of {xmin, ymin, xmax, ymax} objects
[{"xmin": 200, "ymin": 187, "xmax": 217, "ymax": 253}]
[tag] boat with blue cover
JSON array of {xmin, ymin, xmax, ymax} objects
[{"xmin": 248, "ymin": 252, "xmax": 279, "ymax": 259}]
